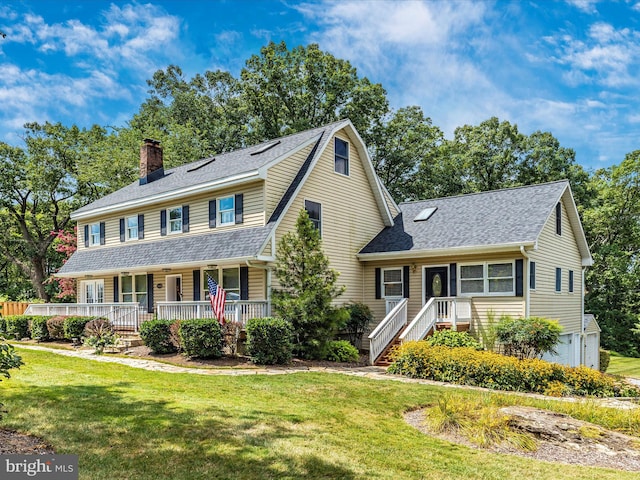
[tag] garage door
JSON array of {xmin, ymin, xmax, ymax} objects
[
  {"xmin": 543, "ymin": 334, "xmax": 579, "ymax": 366},
  {"xmin": 584, "ymin": 333, "xmax": 600, "ymax": 370}
]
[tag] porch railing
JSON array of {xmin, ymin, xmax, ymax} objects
[
  {"xmin": 368, "ymin": 298, "xmax": 408, "ymax": 365},
  {"xmin": 156, "ymin": 301, "xmax": 269, "ymax": 326},
  {"xmin": 24, "ymin": 303, "xmax": 141, "ymax": 332},
  {"xmin": 399, "ymin": 297, "xmax": 437, "ymax": 343}
]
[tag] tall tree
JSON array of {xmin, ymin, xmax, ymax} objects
[
  {"xmin": 583, "ymin": 151, "xmax": 640, "ymax": 356},
  {"xmin": 0, "ymin": 122, "xmax": 98, "ymax": 300}
]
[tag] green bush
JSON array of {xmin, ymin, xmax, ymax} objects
[
  {"xmin": 140, "ymin": 319, "xmax": 177, "ymax": 354},
  {"xmin": 4, "ymin": 316, "xmax": 29, "ymax": 340},
  {"xmin": 46, "ymin": 316, "xmax": 66, "ymax": 340},
  {"xmin": 343, "ymin": 303, "xmax": 373, "ymax": 349},
  {"xmin": 83, "ymin": 319, "xmax": 118, "ymax": 354},
  {"xmin": 179, "ymin": 318, "xmax": 223, "ymax": 359},
  {"xmin": 0, "ymin": 316, "xmax": 6, "ymax": 336},
  {"xmin": 426, "ymin": 330, "xmax": 482, "ymax": 350},
  {"xmin": 495, "ymin": 316, "xmax": 563, "ymax": 359},
  {"xmin": 29, "ymin": 316, "xmax": 51, "ymax": 341},
  {"xmin": 388, "ymin": 341, "xmax": 630, "ymax": 398},
  {"xmin": 246, "ymin": 317, "xmax": 293, "ymax": 365},
  {"xmin": 599, "ymin": 349, "xmax": 610, "ymax": 373},
  {"xmin": 325, "ymin": 340, "xmax": 359, "ymax": 362},
  {"xmin": 63, "ymin": 316, "xmax": 92, "ymax": 339}
]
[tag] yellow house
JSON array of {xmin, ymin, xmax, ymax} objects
[{"xmin": 29, "ymin": 120, "xmax": 596, "ymax": 368}]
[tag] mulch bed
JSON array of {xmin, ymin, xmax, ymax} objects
[{"xmin": 0, "ymin": 429, "xmax": 55, "ymax": 455}]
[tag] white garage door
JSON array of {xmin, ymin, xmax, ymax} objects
[{"xmin": 543, "ymin": 333, "xmax": 579, "ymax": 366}]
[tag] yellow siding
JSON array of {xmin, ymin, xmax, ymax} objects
[
  {"xmin": 528, "ymin": 194, "xmax": 583, "ymax": 334},
  {"xmin": 77, "ymin": 181, "xmax": 265, "ymax": 250},
  {"xmin": 249, "ymin": 268, "xmax": 266, "ymax": 300},
  {"xmin": 382, "ymin": 187, "xmax": 400, "ymax": 217},
  {"xmin": 265, "ymin": 144, "xmax": 313, "ymax": 220},
  {"xmin": 273, "ymin": 129, "xmax": 386, "ymax": 303}
]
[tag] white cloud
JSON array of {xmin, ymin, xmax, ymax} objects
[{"xmin": 565, "ymin": 0, "xmax": 599, "ymax": 13}]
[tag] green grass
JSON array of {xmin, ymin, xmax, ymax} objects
[
  {"xmin": 1, "ymin": 348, "xmax": 639, "ymax": 479},
  {"xmin": 608, "ymin": 353, "xmax": 640, "ymax": 378}
]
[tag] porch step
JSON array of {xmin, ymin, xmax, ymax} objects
[{"xmin": 373, "ymin": 331, "xmax": 404, "ymax": 367}]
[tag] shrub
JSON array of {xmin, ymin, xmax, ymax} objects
[
  {"xmin": 140, "ymin": 319, "xmax": 177, "ymax": 354},
  {"xmin": 29, "ymin": 316, "xmax": 51, "ymax": 341},
  {"xmin": 495, "ymin": 316, "xmax": 562, "ymax": 359},
  {"xmin": 388, "ymin": 341, "xmax": 630, "ymax": 397},
  {"xmin": 47, "ymin": 316, "xmax": 66, "ymax": 340},
  {"xmin": 343, "ymin": 303, "xmax": 373, "ymax": 349},
  {"xmin": 4, "ymin": 316, "xmax": 29, "ymax": 340},
  {"xmin": 325, "ymin": 340, "xmax": 359, "ymax": 362},
  {"xmin": 83, "ymin": 319, "xmax": 118, "ymax": 354},
  {"xmin": 63, "ymin": 316, "xmax": 92, "ymax": 339},
  {"xmin": 246, "ymin": 317, "xmax": 293, "ymax": 365},
  {"xmin": 179, "ymin": 318, "xmax": 223, "ymax": 359},
  {"xmin": 599, "ymin": 349, "xmax": 610, "ymax": 373},
  {"xmin": 0, "ymin": 316, "xmax": 5, "ymax": 336},
  {"xmin": 426, "ymin": 330, "xmax": 482, "ymax": 350}
]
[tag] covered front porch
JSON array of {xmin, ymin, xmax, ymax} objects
[{"xmin": 24, "ymin": 299, "xmax": 270, "ymax": 332}]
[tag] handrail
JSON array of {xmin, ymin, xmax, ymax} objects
[
  {"xmin": 399, "ymin": 297, "xmax": 437, "ymax": 342},
  {"xmin": 156, "ymin": 300, "xmax": 268, "ymax": 325},
  {"xmin": 368, "ymin": 298, "xmax": 408, "ymax": 365},
  {"xmin": 24, "ymin": 303, "xmax": 141, "ymax": 331}
]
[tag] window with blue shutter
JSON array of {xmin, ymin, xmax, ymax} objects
[{"xmin": 555, "ymin": 268, "xmax": 562, "ymax": 292}]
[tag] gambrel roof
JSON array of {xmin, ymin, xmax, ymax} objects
[{"xmin": 359, "ymin": 180, "xmax": 592, "ymax": 266}]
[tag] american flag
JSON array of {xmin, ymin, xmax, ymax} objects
[{"xmin": 207, "ymin": 275, "xmax": 226, "ymax": 325}]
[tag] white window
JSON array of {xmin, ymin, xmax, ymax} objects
[
  {"xmin": 168, "ymin": 207, "xmax": 182, "ymax": 233},
  {"xmin": 219, "ymin": 196, "xmax": 235, "ymax": 225},
  {"xmin": 89, "ymin": 223, "xmax": 100, "ymax": 246},
  {"xmin": 126, "ymin": 216, "xmax": 138, "ymax": 240},
  {"xmin": 80, "ymin": 279, "xmax": 104, "ymax": 304},
  {"xmin": 382, "ymin": 268, "xmax": 403, "ymax": 298},
  {"xmin": 334, "ymin": 137, "xmax": 349, "ymax": 176},
  {"xmin": 121, "ymin": 274, "xmax": 147, "ymax": 305},
  {"xmin": 459, "ymin": 262, "xmax": 515, "ymax": 296},
  {"xmin": 203, "ymin": 267, "xmax": 240, "ymax": 299},
  {"xmin": 304, "ymin": 200, "xmax": 322, "ymax": 233}
]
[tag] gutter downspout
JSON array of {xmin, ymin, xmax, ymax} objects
[
  {"xmin": 246, "ymin": 259, "xmax": 272, "ymax": 316},
  {"xmin": 580, "ymin": 266, "xmax": 587, "ymax": 365},
  {"xmin": 520, "ymin": 246, "xmax": 530, "ymax": 318}
]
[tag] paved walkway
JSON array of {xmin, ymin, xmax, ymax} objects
[{"xmin": 16, "ymin": 344, "xmax": 640, "ymax": 410}]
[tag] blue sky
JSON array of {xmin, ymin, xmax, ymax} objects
[{"xmin": 0, "ymin": 0, "xmax": 639, "ymax": 170}]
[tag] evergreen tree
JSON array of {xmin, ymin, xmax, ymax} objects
[{"xmin": 272, "ymin": 210, "xmax": 346, "ymax": 359}]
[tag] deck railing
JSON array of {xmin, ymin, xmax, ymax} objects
[
  {"xmin": 368, "ymin": 298, "xmax": 408, "ymax": 365},
  {"xmin": 24, "ymin": 303, "xmax": 141, "ymax": 331},
  {"xmin": 399, "ymin": 297, "xmax": 437, "ymax": 343},
  {"xmin": 156, "ymin": 301, "xmax": 269, "ymax": 326}
]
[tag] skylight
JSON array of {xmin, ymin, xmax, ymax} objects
[
  {"xmin": 250, "ymin": 140, "xmax": 281, "ymax": 156},
  {"xmin": 414, "ymin": 207, "xmax": 437, "ymax": 222}
]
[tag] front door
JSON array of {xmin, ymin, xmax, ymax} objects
[
  {"xmin": 425, "ymin": 267, "xmax": 448, "ymax": 299},
  {"xmin": 165, "ymin": 275, "xmax": 182, "ymax": 302}
]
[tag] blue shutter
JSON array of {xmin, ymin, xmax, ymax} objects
[
  {"xmin": 84, "ymin": 225, "xmax": 89, "ymax": 247},
  {"xmin": 138, "ymin": 214, "xmax": 145, "ymax": 239},
  {"xmin": 113, "ymin": 276, "xmax": 119, "ymax": 302},
  {"xmin": 146, "ymin": 274, "xmax": 154, "ymax": 313},
  {"xmin": 529, "ymin": 261, "xmax": 536, "ymax": 290},
  {"xmin": 375, "ymin": 268, "xmax": 381, "ymax": 299},
  {"xmin": 515, "ymin": 259, "xmax": 524, "ymax": 297},
  {"xmin": 182, "ymin": 205, "xmax": 190, "ymax": 232},
  {"xmin": 556, "ymin": 203, "xmax": 562, "ymax": 235},
  {"xmin": 99, "ymin": 222, "xmax": 105, "ymax": 245},
  {"xmin": 555, "ymin": 268, "xmax": 562, "ymax": 292},
  {"xmin": 235, "ymin": 194, "xmax": 244, "ymax": 224},
  {"xmin": 449, "ymin": 263, "xmax": 457, "ymax": 296},
  {"xmin": 160, "ymin": 210, "xmax": 167, "ymax": 236},
  {"xmin": 209, "ymin": 200, "xmax": 216, "ymax": 228},
  {"xmin": 119, "ymin": 218, "xmax": 125, "ymax": 242},
  {"xmin": 240, "ymin": 266, "xmax": 249, "ymax": 300},
  {"xmin": 403, "ymin": 266, "xmax": 410, "ymax": 298},
  {"xmin": 193, "ymin": 270, "xmax": 201, "ymax": 301}
]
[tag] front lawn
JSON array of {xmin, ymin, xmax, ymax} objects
[
  {"xmin": 608, "ymin": 353, "xmax": 640, "ymax": 378},
  {"xmin": 0, "ymin": 348, "xmax": 638, "ymax": 479}
]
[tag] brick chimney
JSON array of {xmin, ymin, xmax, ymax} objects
[{"xmin": 139, "ymin": 138, "xmax": 164, "ymax": 185}]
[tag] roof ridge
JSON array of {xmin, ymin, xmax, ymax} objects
[{"xmin": 399, "ymin": 180, "xmax": 569, "ymax": 206}]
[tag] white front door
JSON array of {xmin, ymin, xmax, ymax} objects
[{"xmin": 165, "ymin": 275, "xmax": 182, "ymax": 301}]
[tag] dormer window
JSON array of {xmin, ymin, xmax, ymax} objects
[
  {"xmin": 219, "ymin": 196, "xmax": 235, "ymax": 225},
  {"xmin": 334, "ymin": 137, "xmax": 349, "ymax": 176},
  {"xmin": 169, "ymin": 207, "xmax": 182, "ymax": 233}
]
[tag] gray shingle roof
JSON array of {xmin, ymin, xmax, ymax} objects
[
  {"xmin": 359, "ymin": 181, "xmax": 570, "ymax": 255},
  {"xmin": 58, "ymin": 225, "xmax": 273, "ymax": 276},
  {"xmin": 74, "ymin": 121, "xmax": 346, "ymax": 216}
]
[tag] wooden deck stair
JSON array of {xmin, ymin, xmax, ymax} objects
[{"xmin": 373, "ymin": 322, "xmax": 471, "ymax": 366}]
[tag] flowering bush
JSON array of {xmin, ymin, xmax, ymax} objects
[
  {"xmin": 425, "ymin": 330, "xmax": 482, "ymax": 350},
  {"xmin": 495, "ymin": 316, "xmax": 562, "ymax": 359},
  {"xmin": 388, "ymin": 341, "xmax": 633, "ymax": 397}
]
